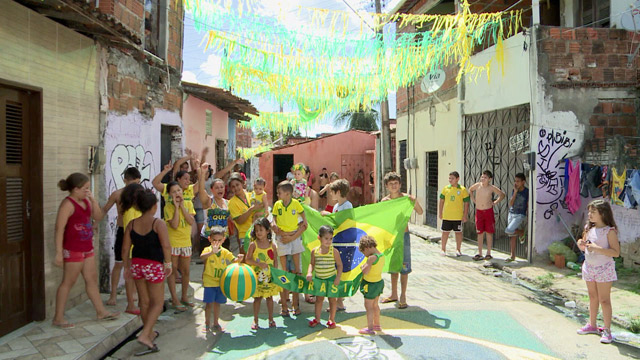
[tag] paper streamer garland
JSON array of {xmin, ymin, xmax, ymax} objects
[{"xmin": 236, "ymin": 144, "xmax": 273, "ymax": 160}]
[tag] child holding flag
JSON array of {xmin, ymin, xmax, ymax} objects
[
  {"xmin": 359, "ymin": 235, "xmax": 385, "ymax": 335},
  {"xmin": 200, "ymin": 226, "xmax": 242, "ymax": 333},
  {"xmin": 272, "ymin": 181, "xmax": 307, "ymax": 316},
  {"xmin": 245, "ymin": 218, "xmax": 280, "ymax": 330},
  {"xmin": 380, "ymin": 172, "xmax": 423, "ymax": 309},
  {"xmin": 306, "ymin": 225, "xmax": 343, "ymax": 329}
]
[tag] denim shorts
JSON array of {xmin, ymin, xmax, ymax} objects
[
  {"xmin": 505, "ymin": 213, "xmax": 526, "ymax": 235},
  {"xmin": 203, "ymin": 286, "xmax": 227, "ymax": 304},
  {"xmin": 401, "ymin": 231, "xmax": 412, "ymax": 275}
]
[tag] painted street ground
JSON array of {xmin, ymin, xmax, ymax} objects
[{"xmin": 107, "ymin": 233, "xmax": 640, "ymax": 359}]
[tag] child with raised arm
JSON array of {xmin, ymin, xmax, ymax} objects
[
  {"xmin": 468, "ymin": 170, "xmax": 505, "ymax": 261},
  {"xmin": 358, "ymin": 235, "xmax": 385, "ymax": 335},
  {"xmin": 438, "ymin": 171, "xmax": 470, "ymax": 257},
  {"xmin": 272, "ymin": 181, "xmax": 307, "ymax": 316},
  {"xmin": 200, "ymin": 226, "xmax": 242, "ymax": 334},
  {"xmin": 245, "ymin": 218, "xmax": 280, "ymax": 330},
  {"xmin": 306, "ymin": 225, "xmax": 343, "ymax": 329},
  {"xmin": 576, "ymin": 200, "xmax": 620, "ymax": 344},
  {"xmin": 250, "ymin": 177, "xmax": 270, "ymax": 221},
  {"xmin": 198, "ymin": 163, "xmax": 232, "ymax": 250},
  {"xmin": 102, "ymin": 167, "xmax": 141, "ymax": 314},
  {"xmin": 122, "ymin": 189, "xmax": 171, "ymax": 355},
  {"xmin": 53, "ymin": 173, "xmax": 119, "ymax": 329},
  {"xmin": 379, "ymin": 172, "xmax": 423, "ymax": 309},
  {"xmin": 164, "ymin": 181, "xmax": 196, "ymax": 311}
]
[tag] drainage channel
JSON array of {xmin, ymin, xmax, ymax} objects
[{"xmin": 482, "ymin": 266, "xmax": 640, "ymax": 350}]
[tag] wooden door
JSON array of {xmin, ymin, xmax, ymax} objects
[{"xmin": 0, "ymin": 87, "xmax": 32, "ymax": 337}]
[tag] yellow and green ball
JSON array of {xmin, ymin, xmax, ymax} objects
[{"xmin": 220, "ymin": 263, "xmax": 257, "ymax": 301}]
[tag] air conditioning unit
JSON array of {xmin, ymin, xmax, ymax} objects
[{"xmin": 403, "ymin": 158, "xmax": 418, "ymax": 170}]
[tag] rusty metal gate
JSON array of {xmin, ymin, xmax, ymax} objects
[{"xmin": 463, "ymin": 104, "xmax": 530, "ymax": 258}]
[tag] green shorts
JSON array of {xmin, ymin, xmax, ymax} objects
[{"xmin": 360, "ymin": 279, "xmax": 384, "ymax": 300}]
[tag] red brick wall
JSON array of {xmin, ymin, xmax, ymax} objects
[
  {"xmin": 236, "ymin": 125, "xmax": 253, "ymax": 148},
  {"xmin": 539, "ymin": 27, "xmax": 640, "ymax": 85},
  {"xmin": 96, "ymin": 0, "xmax": 144, "ymax": 38},
  {"xmin": 167, "ymin": 0, "xmax": 183, "ymax": 70},
  {"xmin": 585, "ymin": 99, "xmax": 639, "ymax": 157}
]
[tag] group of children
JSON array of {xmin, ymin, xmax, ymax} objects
[
  {"xmin": 438, "ymin": 170, "xmax": 528, "ymax": 262},
  {"xmin": 53, "ymin": 159, "xmax": 620, "ymax": 355}
]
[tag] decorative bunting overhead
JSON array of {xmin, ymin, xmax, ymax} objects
[{"xmin": 237, "ymin": 144, "xmax": 274, "ymax": 160}]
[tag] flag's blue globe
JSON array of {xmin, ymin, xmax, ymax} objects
[{"xmin": 332, "ymin": 227, "xmax": 367, "ymax": 272}]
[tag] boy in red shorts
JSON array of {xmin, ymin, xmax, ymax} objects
[{"xmin": 468, "ymin": 170, "xmax": 505, "ymax": 260}]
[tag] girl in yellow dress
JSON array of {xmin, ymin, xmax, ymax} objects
[{"xmin": 245, "ymin": 217, "xmax": 280, "ymax": 330}]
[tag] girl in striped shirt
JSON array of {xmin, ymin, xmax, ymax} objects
[{"xmin": 306, "ymin": 225, "xmax": 343, "ymax": 329}]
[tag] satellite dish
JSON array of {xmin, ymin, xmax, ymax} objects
[
  {"xmin": 620, "ymin": 1, "xmax": 640, "ymax": 31},
  {"xmin": 420, "ymin": 70, "xmax": 446, "ymax": 94}
]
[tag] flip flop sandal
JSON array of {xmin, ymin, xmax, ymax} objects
[
  {"xmin": 381, "ymin": 297, "xmax": 398, "ymax": 304},
  {"xmin": 293, "ymin": 308, "xmax": 302, "ymax": 316},
  {"xmin": 373, "ymin": 325, "xmax": 382, "ymax": 331},
  {"xmin": 181, "ymin": 300, "xmax": 195, "ymax": 307},
  {"xmin": 269, "ymin": 320, "xmax": 277, "ymax": 328},
  {"xmin": 126, "ymin": 309, "xmax": 141, "ymax": 315},
  {"xmin": 308, "ymin": 319, "xmax": 319, "ymax": 327},
  {"xmin": 251, "ymin": 323, "xmax": 259, "ymax": 330},
  {"xmin": 397, "ymin": 303, "xmax": 408, "ymax": 309},
  {"xmin": 173, "ymin": 304, "xmax": 188, "ymax": 312},
  {"xmin": 472, "ymin": 254, "xmax": 484, "ymax": 261},
  {"xmin": 134, "ymin": 343, "xmax": 159, "ymax": 357},
  {"xmin": 484, "ymin": 255, "xmax": 493, "ymax": 260},
  {"xmin": 52, "ymin": 322, "xmax": 75, "ymax": 329},
  {"xmin": 280, "ymin": 310, "xmax": 290, "ymax": 317},
  {"xmin": 98, "ymin": 312, "xmax": 120, "ymax": 321},
  {"xmin": 358, "ymin": 327, "xmax": 375, "ymax": 335},
  {"xmin": 212, "ymin": 325, "xmax": 224, "ymax": 333}
]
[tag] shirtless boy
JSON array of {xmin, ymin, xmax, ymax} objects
[{"xmin": 468, "ymin": 170, "xmax": 505, "ymax": 261}]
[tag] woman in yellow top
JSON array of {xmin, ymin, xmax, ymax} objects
[
  {"xmin": 163, "ymin": 181, "xmax": 195, "ymax": 311},
  {"xmin": 358, "ymin": 235, "xmax": 385, "ymax": 335},
  {"xmin": 228, "ymin": 173, "xmax": 264, "ymax": 254}
]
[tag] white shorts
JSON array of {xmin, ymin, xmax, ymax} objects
[
  {"xmin": 276, "ymin": 236, "xmax": 304, "ymax": 256},
  {"xmin": 171, "ymin": 246, "xmax": 192, "ymax": 258}
]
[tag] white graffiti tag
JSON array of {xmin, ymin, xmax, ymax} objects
[{"xmin": 110, "ymin": 144, "xmax": 154, "ymax": 189}]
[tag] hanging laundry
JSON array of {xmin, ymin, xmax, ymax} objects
[
  {"xmin": 623, "ymin": 169, "xmax": 638, "ymax": 209},
  {"xmin": 599, "ymin": 165, "xmax": 610, "ymax": 199},
  {"xmin": 630, "ymin": 170, "xmax": 640, "ymax": 206},
  {"xmin": 565, "ymin": 159, "xmax": 581, "ymax": 214},
  {"xmin": 580, "ymin": 164, "xmax": 602, "ymax": 198},
  {"xmin": 611, "ymin": 167, "xmax": 626, "ymax": 206}
]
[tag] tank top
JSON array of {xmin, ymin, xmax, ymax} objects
[
  {"xmin": 130, "ymin": 219, "xmax": 164, "ymax": 263},
  {"xmin": 251, "ymin": 243, "xmax": 276, "ymax": 284},
  {"xmin": 63, "ymin": 197, "xmax": 94, "ymax": 252},
  {"xmin": 363, "ymin": 253, "xmax": 385, "ymax": 283},
  {"xmin": 585, "ymin": 226, "xmax": 615, "ymax": 267},
  {"xmin": 314, "ymin": 246, "xmax": 337, "ymax": 279},
  {"xmin": 611, "ymin": 167, "xmax": 626, "ymax": 206}
]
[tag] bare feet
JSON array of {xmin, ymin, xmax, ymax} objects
[
  {"xmin": 97, "ymin": 311, "xmax": 120, "ymax": 321},
  {"xmin": 106, "ymin": 297, "xmax": 117, "ymax": 306},
  {"xmin": 52, "ymin": 320, "xmax": 75, "ymax": 329}
]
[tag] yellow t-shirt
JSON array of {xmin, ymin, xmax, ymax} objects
[
  {"xmin": 163, "ymin": 184, "xmax": 195, "ymax": 207},
  {"xmin": 439, "ymin": 184, "xmax": 470, "ymax": 221},
  {"xmin": 163, "ymin": 200, "xmax": 195, "ymax": 248},
  {"xmin": 122, "ymin": 207, "xmax": 142, "ymax": 229},
  {"xmin": 250, "ymin": 191, "xmax": 267, "ymax": 218},
  {"xmin": 202, "ymin": 246, "xmax": 235, "ymax": 287},
  {"xmin": 229, "ymin": 192, "xmax": 253, "ymax": 238},
  {"xmin": 272, "ymin": 199, "xmax": 304, "ymax": 232}
]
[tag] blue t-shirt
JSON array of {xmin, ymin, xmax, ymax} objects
[{"xmin": 509, "ymin": 187, "xmax": 529, "ymax": 215}]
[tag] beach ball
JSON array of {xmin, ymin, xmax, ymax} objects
[{"xmin": 220, "ymin": 263, "xmax": 257, "ymax": 301}]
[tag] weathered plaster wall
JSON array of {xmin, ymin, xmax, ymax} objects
[{"xmin": 182, "ymin": 95, "xmax": 229, "ymax": 167}]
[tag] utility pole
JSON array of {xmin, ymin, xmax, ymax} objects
[{"xmin": 375, "ymin": 0, "xmax": 392, "ymax": 174}]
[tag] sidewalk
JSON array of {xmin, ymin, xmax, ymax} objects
[
  {"xmin": 408, "ymin": 223, "xmax": 640, "ymax": 332},
  {"xmin": 0, "ymin": 298, "xmax": 141, "ymax": 360}
]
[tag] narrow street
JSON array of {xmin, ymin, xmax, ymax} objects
[{"xmin": 108, "ymin": 234, "xmax": 639, "ymax": 359}]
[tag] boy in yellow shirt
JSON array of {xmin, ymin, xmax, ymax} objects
[
  {"xmin": 272, "ymin": 181, "xmax": 307, "ymax": 316},
  {"xmin": 439, "ymin": 171, "xmax": 470, "ymax": 257},
  {"xmin": 200, "ymin": 226, "xmax": 242, "ymax": 333}
]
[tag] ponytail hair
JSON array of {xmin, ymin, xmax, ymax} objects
[
  {"xmin": 136, "ymin": 189, "xmax": 157, "ymax": 213},
  {"xmin": 58, "ymin": 173, "xmax": 89, "ymax": 192},
  {"xmin": 121, "ymin": 183, "xmax": 144, "ymax": 212}
]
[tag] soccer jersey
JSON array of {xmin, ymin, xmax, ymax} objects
[
  {"xmin": 163, "ymin": 184, "xmax": 195, "ymax": 207},
  {"xmin": 164, "ymin": 200, "xmax": 196, "ymax": 248},
  {"xmin": 202, "ymin": 246, "xmax": 235, "ymax": 287},
  {"xmin": 272, "ymin": 199, "xmax": 304, "ymax": 232},
  {"xmin": 439, "ymin": 184, "xmax": 470, "ymax": 221},
  {"xmin": 229, "ymin": 192, "xmax": 253, "ymax": 238},
  {"xmin": 122, "ymin": 207, "xmax": 142, "ymax": 229},
  {"xmin": 250, "ymin": 191, "xmax": 267, "ymax": 218}
]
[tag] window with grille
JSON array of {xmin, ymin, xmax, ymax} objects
[
  {"xmin": 399, "ymin": 140, "xmax": 407, "ymax": 193},
  {"xmin": 215, "ymin": 139, "xmax": 226, "ymax": 172},
  {"xmin": 581, "ymin": 0, "xmax": 610, "ymax": 27},
  {"xmin": 205, "ymin": 110, "xmax": 212, "ymax": 136}
]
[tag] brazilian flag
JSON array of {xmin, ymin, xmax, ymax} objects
[{"xmin": 302, "ymin": 197, "xmax": 414, "ymax": 281}]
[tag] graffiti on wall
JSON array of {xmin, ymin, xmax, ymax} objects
[
  {"xmin": 535, "ymin": 128, "xmax": 576, "ymax": 219},
  {"xmin": 109, "ymin": 144, "xmax": 155, "ymax": 191}
]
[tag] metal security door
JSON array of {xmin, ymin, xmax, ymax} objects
[
  {"xmin": 425, "ymin": 151, "xmax": 438, "ymax": 228},
  {"xmin": 463, "ymin": 104, "xmax": 530, "ymax": 258},
  {"xmin": 0, "ymin": 86, "xmax": 32, "ymax": 337}
]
